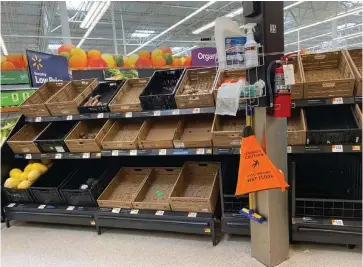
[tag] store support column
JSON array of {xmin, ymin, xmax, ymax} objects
[{"xmin": 242, "ymin": 2, "xmax": 289, "ymax": 266}]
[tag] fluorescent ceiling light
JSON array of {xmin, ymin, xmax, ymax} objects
[
  {"xmin": 334, "ymin": 32, "xmax": 362, "ymax": 41},
  {"xmin": 77, "ymin": 1, "xmax": 110, "ymax": 48},
  {"xmin": 284, "ymin": 1, "xmax": 304, "ymax": 10},
  {"xmin": 337, "ymin": 23, "xmax": 356, "ymax": 30},
  {"xmin": 171, "ymin": 47, "xmax": 184, "ymax": 52},
  {"xmin": 47, "ymin": 44, "xmax": 62, "ymax": 50},
  {"xmin": 0, "ymin": 35, "xmax": 8, "ymax": 55},
  {"xmin": 80, "ymin": 1, "xmax": 104, "ymax": 29},
  {"xmin": 174, "ymin": 45, "xmax": 198, "ymax": 56},
  {"xmin": 193, "ymin": 7, "xmax": 243, "ymax": 35},
  {"xmin": 131, "ymin": 30, "xmax": 155, "ymax": 38},
  {"xmin": 285, "ymin": 7, "xmax": 362, "ymax": 35},
  {"xmin": 127, "ymin": 1, "xmax": 216, "ymax": 55}
]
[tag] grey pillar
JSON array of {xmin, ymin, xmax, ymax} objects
[{"xmin": 58, "ymin": 1, "xmax": 71, "ymax": 44}]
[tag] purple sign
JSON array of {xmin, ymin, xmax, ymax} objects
[{"xmin": 191, "ymin": 47, "xmax": 217, "ymax": 66}]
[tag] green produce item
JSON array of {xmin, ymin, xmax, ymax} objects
[
  {"xmin": 164, "ymin": 53, "xmax": 173, "ymax": 65},
  {"xmin": 1, "ymin": 119, "xmax": 17, "ymax": 146},
  {"xmin": 103, "ymin": 69, "xmax": 138, "ymax": 80},
  {"xmin": 114, "ymin": 56, "xmax": 124, "ymax": 67}
]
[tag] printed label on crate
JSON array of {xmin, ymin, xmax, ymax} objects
[
  {"xmin": 196, "ymin": 148, "xmax": 205, "ymax": 155},
  {"xmin": 283, "ymin": 64, "xmax": 295, "ymax": 86},
  {"xmin": 153, "ymin": 110, "xmax": 161, "ymax": 116},
  {"xmin": 55, "ymin": 153, "xmax": 62, "ymax": 159},
  {"xmin": 172, "ymin": 109, "xmax": 180, "ymax": 115},
  {"xmin": 25, "ymin": 154, "xmax": 32, "ymax": 159},
  {"xmin": 332, "ymin": 145, "xmax": 343, "ymax": 152},
  {"xmin": 332, "ymin": 97, "xmax": 343, "ymax": 104},
  {"xmin": 129, "ymin": 150, "xmax": 138, "ymax": 156},
  {"xmin": 7, "ymin": 203, "xmax": 16, "ymax": 208},
  {"xmin": 192, "ymin": 108, "xmax": 201, "ymax": 114},
  {"xmin": 55, "ymin": 146, "xmax": 65, "ymax": 153},
  {"xmin": 352, "ymin": 145, "xmax": 361, "ymax": 151},
  {"xmin": 66, "ymin": 206, "xmax": 75, "ymax": 211},
  {"xmin": 287, "ymin": 146, "xmax": 292, "ymax": 153},
  {"xmin": 174, "ymin": 142, "xmax": 185, "ymax": 148},
  {"xmin": 155, "ymin": 210, "xmax": 164, "ymax": 216},
  {"xmin": 332, "ymin": 219, "xmax": 344, "ymax": 226},
  {"xmin": 204, "ymin": 228, "xmax": 211, "ymax": 233},
  {"xmin": 112, "ymin": 150, "xmax": 119, "ymax": 156},
  {"xmin": 35, "ymin": 117, "xmax": 42, "ymax": 122},
  {"xmin": 125, "ymin": 112, "xmax": 132, "ymax": 118},
  {"xmin": 38, "ymin": 205, "xmax": 46, "ymax": 209},
  {"xmin": 159, "ymin": 149, "xmax": 167, "ymax": 155},
  {"xmin": 188, "ymin": 212, "xmax": 197, "ymax": 218},
  {"xmin": 66, "ymin": 115, "xmax": 73, "ymax": 120},
  {"xmin": 130, "ymin": 209, "xmax": 139, "ymax": 215},
  {"xmin": 82, "ymin": 152, "xmax": 90, "ymax": 158},
  {"xmin": 112, "ymin": 208, "xmax": 121, "ymax": 213}
]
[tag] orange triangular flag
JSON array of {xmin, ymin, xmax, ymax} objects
[{"xmin": 235, "ymin": 126, "xmax": 289, "ymax": 196}]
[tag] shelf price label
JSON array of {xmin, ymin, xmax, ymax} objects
[
  {"xmin": 172, "ymin": 109, "xmax": 180, "ymax": 115},
  {"xmin": 130, "ymin": 150, "xmax": 138, "ymax": 156},
  {"xmin": 332, "ymin": 97, "xmax": 343, "ymax": 104},
  {"xmin": 55, "ymin": 153, "xmax": 62, "ymax": 159},
  {"xmin": 66, "ymin": 115, "xmax": 73, "ymax": 120},
  {"xmin": 111, "ymin": 150, "xmax": 119, "ymax": 156},
  {"xmin": 159, "ymin": 149, "xmax": 167, "ymax": 155},
  {"xmin": 196, "ymin": 148, "xmax": 205, "ymax": 155},
  {"xmin": 82, "ymin": 152, "xmax": 90, "ymax": 158},
  {"xmin": 25, "ymin": 154, "xmax": 32, "ymax": 159},
  {"xmin": 153, "ymin": 110, "xmax": 161, "ymax": 116},
  {"xmin": 112, "ymin": 208, "xmax": 121, "ymax": 213},
  {"xmin": 352, "ymin": 145, "xmax": 361, "ymax": 151},
  {"xmin": 287, "ymin": 146, "xmax": 292, "ymax": 153},
  {"xmin": 192, "ymin": 108, "xmax": 201, "ymax": 114},
  {"xmin": 38, "ymin": 205, "xmax": 46, "ymax": 209},
  {"xmin": 7, "ymin": 203, "xmax": 16, "ymax": 208},
  {"xmin": 332, "ymin": 145, "xmax": 343, "ymax": 152},
  {"xmin": 125, "ymin": 112, "xmax": 132, "ymax": 118},
  {"xmin": 130, "ymin": 209, "xmax": 139, "ymax": 215},
  {"xmin": 155, "ymin": 210, "xmax": 164, "ymax": 216},
  {"xmin": 188, "ymin": 212, "xmax": 197, "ymax": 218},
  {"xmin": 97, "ymin": 113, "xmax": 104, "ymax": 119},
  {"xmin": 66, "ymin": 206, "xmax": 75, "ymax": 211},
  {"xmin": 35, "ymin": 117, "xmax": 42, "ymax": 122},
  {"xmin": 332, "ymin": 219, "xmax": 344, "ymax": 226}
]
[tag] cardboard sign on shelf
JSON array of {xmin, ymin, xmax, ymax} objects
[{"xmin": 235, "ymin": 126, "xmax": 289, "ymax": 195}]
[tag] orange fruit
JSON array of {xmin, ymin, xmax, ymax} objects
[
  {"xmin": 6, "ymin": 55, "xmax": 24, "ymax": 63},
  {"xmin": 151, "ymin": 49, "xmax": 163, "ymax": 61},
  {"xmin": 58, "ymin": 44, "xmax": 75, "ymax": 54},
  {"xmin": 172, "ymin": 57, "xmax": 182, "ymax": 67},
  {"xmin": 87, "ymin": 58, "xmax": 108, "ymax": 68},
  {"xmin": 159, "ymin": 46, "xmax": 172, "ymax": 55},
  {"xmin": 87, "ymin": 50, "xmax": 102, "ymax": 59},
  {"xmin": 123, "ymin": 61, "xmax": 134, "ymax": 68},
  {"xmin": 69, "ymin": 55, "xmax": 87, "ymax": 69},
  {"xmin": 184, "ymin": 55, "xmax": 192, "ymax": 66},
  {"xmin": 1, "ymin": 61, "xmax": 15, "ymax": 70},
  {"xmin": 135, "ymin": 57, "xmax": 152, "ymax": 68},
  {"xmin": 71, "ymin": 48, "xmax": 87, "ymax": 60},
  {"xmin": 139, "ymin": 50, "xmax": 151, "ymax": 59},
  {"xmin": 152, "ymin": 55, "xmax": 166, "ymax": 67}
]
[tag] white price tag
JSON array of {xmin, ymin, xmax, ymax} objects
[
  {"xmin": 159, "ymin": 149, "xmax": 167, "ymax": 155},
  {"xmin": 125, "ymin": 112, "xmax": 132, "ymax": 118},
  {"xmin": 66, "ymin": 115, "xmax": 73, "ymax": 120},
  {"xmin": 172, "ymin": 109, "xmax": 180, "ymax": 115},
  {"xmin": 55, "ymin": 146, "xmax": 65, "ymax": 153},
  {"xmin": 332, "ymin": 97, "xmax": 343, "ymax": 104},
  {"xmin": 155, "ymin": 210, "xmax": 164, "ymax": 216},
  {"xmin": 283, "ymin": 64, "xmax": 295, "ymax": 85},
  {"xmin": 192, "ymin": 108, "xmax": 200, "ymax": 114},
  {"xmin": 38, "ymin": 205, "xmax": 46, "ymax": 209},
  {"xmin": 332, "ymin": 145, "xmax": 343, "ymax": 152},
  {"xmin": 55, "ymin": 153, "xmax": 62, "ymax": 159},
  {"xmin": 130, "ymin": 209, "xmax": 139, "ymax": 215},
  {"xmin": 66, "ymin": 206, "xmax": 75, "ymax": 211},
  {"xmin": 111, "ymin": 150, "xmax": 119, "ymax": 156},
  {"xmin": 287, "ymin": 146, "xmax": 292, "ymax": 153},
  {"xmin": 25, "ymin": 154, "xmax": 32, "ymax": 159},
  {"xmin": 97, "ymin": 113, "xmax": 104, "ymax": 118},
  {"xmin": 112, "ymin": 208, "xmax": 121, "ymax": 213},
  {"xmin": 153, "ymin": 110, "xmax": 161, "ymax": 116},
  {"xmin": 35, "ymin": 117, "xmax": 42, "ymax": 122},
  {"xmin": 82, "ymin": 152, "xmax": 90, "ymax": 158},
  {"xmin": 188, "ymin": 212, "xmax": 197, "ymax": 218},
  {"xmin": 332, "ymin": 219, "xmax": 344, "ymax": 226},
  {"xmin": 196, "ymin": 148, "xmax": 205, "ymax": 155},
  {"xmin": 7, "ymin": 203, "xmax": 16, "ymax": 208},
  {"xmin": 130, "ymin": 150, "xmax": 138, "ymax": 156}
]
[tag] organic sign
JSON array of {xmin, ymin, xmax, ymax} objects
[
  {"xmin": 26, "ymin": 50, "xmax": 70, "ymax": 87},
  {"xmin": 191, "ymin": 47, "xmax": 217, "ymax": 66}
]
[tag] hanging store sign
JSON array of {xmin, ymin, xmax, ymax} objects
[
  {"xmin": 191, "ymin": 47, "xmax": 217, "ymax": 66},
  {"xmin": 1, "ymin": 70, "xmax": 30, "ymax": 85},
  {"xmin": 26, "ymin": 50, "xmax": 70, "ymax": 87}
]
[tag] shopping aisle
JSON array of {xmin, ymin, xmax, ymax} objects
[{"xmin": 1, "ymin": 222, "xmax": 361, "ymax": 267}]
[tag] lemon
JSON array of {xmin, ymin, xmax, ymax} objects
[
  {"xmin": 4, "ymin": 178, "xmax": 20, "ymax": 189},
  {"xmin": 31, "ymin": 163, "xmax": 48, "ymax": 173},
  {"xmin": 18, "ymin": 180, "xmax": 32, "ymax": 189},
  {"xmin": 19, "ymin": 172, "xmax": 29, "ymax": 181},
  {"xmin": 9, "ymin": 168, "xmax": 22, "ymax": 178},
  {"xmin": 24, "ymin": 164, "xmax": 33, "ymax": 173},
  {"xmin": 28, "ymin": 170, "xmax": 43, "ymax": 182}
]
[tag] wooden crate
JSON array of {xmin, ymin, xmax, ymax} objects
[
  {"xmin": 19, "ymin": 81, "xmax": 69, "ymax": 117},
  {"xmin": 287, "ymin": 108, "xmax": 307, "ymax": 145},
  {"xmin": 7, "ymin": 123, "xmax": 49, "ymax": 154},
  {"xmin": 301, "ymin": 51, "xmax": 355, "ymax": 99},
  {"xmin": 354, "ymin": 104, "xmax": 362, "ymax": 130},
  {"xmin": 169, "ymin": 162, "xmax": 220, "ymax": 213},
  {"xmin": 97, "ymin": 168, "xmax": 152, "ymax": 208},
  {"xmin": 108, "ymin": 78, "xmax": 150, "ymax": 113},
  {"xmin": 212, "ymin": 113, "xmax": 245, "ymax": 147},
  {"xmin": 132, "ymin": 168, "xmax": 181, "ymax": 210},
  {"xmin": 289, "ymin": 55, "xmax": 304, "ymax": 100},
  {"xmin": 46, "ymin": 79, "xmax": 98, "ymax": 116},
  {"xmin": 101, "ymin": 120, "xmax": 145, "ymax": 150},
  {"xmin": 64, "ymin": 120, "xmax": 112, "ymax": 152},
  {"xmin": 212, "ymin": 68, "xmax": 247, "ymax": 100},
  {"xmin": 175, "ymin": 67, "xmax": 216, "ymax": 108},
  {"xmin": 344, "ymin": 49, "xmax": 362, "ymax": 96}
]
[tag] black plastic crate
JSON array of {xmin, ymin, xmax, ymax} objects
[
  {"xmin": 3, "ymin": 188, "xmax": 34, "ymax": 203},
  {"xmin": 305, "ymin": 105, "xmax": 361, "ymax": 144},
  {"xmin": 78, "ymin": 80, "xmax": 124, "ymax": 113},
  {"xmin": 34, "ymin": 121, "xmax": 77, "ymax": 153},
  {"xmin": 29, "ymin": 163, "xmax": 77, "ymax": 204},
  {"xmin": 139, "ymin": 69, "xmax": 184, "ymax": 110},
  {"xmin": 60, "ymin": 161, "xmax": 117, "ymax": 206}
]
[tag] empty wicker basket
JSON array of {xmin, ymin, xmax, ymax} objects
[{"xmin": 287, "ymin": 108, "xmax": 307, "ymax": 145}]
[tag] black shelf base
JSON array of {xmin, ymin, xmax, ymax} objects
[
  {"xmin": 292, "ymin": 217, "xmax": 362, "ymax": 246},
  {"xmin": 95, "ymin": 208, "xmax": 218, "ymax": 246},
  {"xmin": 221, "ymin": 213, "xmax": 250, "ymax": 235}
]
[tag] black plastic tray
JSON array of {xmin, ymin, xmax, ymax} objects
[
  {"xmin": 3, "ymin": 188, "xmax": 34, "ymax": 203},
  {"xmin": 305, "ymin": 106, "xmax": 361, "ymax": 144},
  {"xmin": 34, "ymin": 121, "xmax": 77, "ymax": 153},
  {"xmin": 78, "ymin": 81, "xmax": 124, "ymax": 113},
  {"xmin": 139, "ymin": 69, "xmax": 184, "ymax": 110}
]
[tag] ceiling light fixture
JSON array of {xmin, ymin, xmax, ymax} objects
[
  {"xmin": 80, "ymin": 1, "xmax": 103, "ymax": 29},
  {"xmin": 131, "ymin": 30, "xmax": 155, "ymax": 38},
  {"xmin": 127, "ymin": 1, "xmax": 216, "ymax": 55},
  {"xmin": 193, "ymin": 7, "xmax": 243, "ymax": 35},
  {"xmin": 77, "ymin": 1, "xmax": 110, "ymax": 48},
  {"xmin": 0, "ymin": 35, "xmax": 8, "ymax": 55},
  {"xmin": 174, "ymin": 45, "xmax": 198, "ymax": 56},
  {"xmin": 283, "ymin": 1, "xmax": 304, "ymax": 10},
  {"xmin": 285, "ymin": 7, "xmax": 362, "ymax": 35}
]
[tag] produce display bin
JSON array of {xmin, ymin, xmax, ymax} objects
[
  {"xmin": 3, "ymin": 187, "xmax": 34, "ymax": 203},
  {"xmin": 173, "ymin": 114, "xmax": 213, "ymax": 148},
  {"xmin": 170, "ymin": 162, "xmax": 220, "ymax": 213},
  {"xmin": 305, "ymin": 105, "xmax": 361, "ymax": 145},
  {"xmin": 301, "ymin": 51, "xmax": 355, "ymax": 99},
  {"xmin": 34, "ymin": 121, "xmax": 77, "ymax": 153},
  {"xmin": 175, "ymin": 67, "xmax": 216, "ymax": 108},
  {"xmin": 78, "ymin": 80, "xmax": 124, "ymax": 113},
  {"xmin": 29, "ymin": 163, "xmax": 77, "ymax": 205},
  {"xmin": 65, "ymin": 120, "xmax": 112, "ymax": 152},
  {"xmin": 138, "ymin": 118, "xmax": 181, "ymax": 149},
  {"xmin": 97, "ymin": 168, "xmax": 152, "ymax": 208},
  {"xmin": 132, "ymin": 167, "xmax": 181, "ymax": 210},
  {"xmin": 19, "ymin": 81, "xmax": 69, "ymax": 117},
  {"xmin": 289, "ymin": 55, "xmax": 304, "ymax": 100},
  {"xmin": 212, "ymin": 112, "xmax": 245, "ymax": 147},
  {"xmin": 101, "ymin": 119, "xmax": 145, "ymax": 150},
  {"xmin": 109, "ymin": 78, "xmax": 150, "ymax": 113},
  {"xmin": 60, "ymin": 162, "xmax": 116, "ymax": 206},
  {"xmin": 139, "ymin": 69, "xmax": 184, "ymax": 110},
  {"xmin": 287, "ymin": 108, "xmax": 307, "ymax": 145},
  {"xmin": 46, "ymin": 79, "xmax": 98, "ymax": 116},
  {"xmin": 212, "ymin": 68, "xmax": 247, "ymax": 100},
  {"xmin": 344, "ymin": 49, "xmax": 362, "ymax": 96},
  {"xmin": 7, "ymin": 123, "xmax": 49, "ymax": 154}
]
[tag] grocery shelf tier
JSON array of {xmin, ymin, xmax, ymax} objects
[
  {"xmin": 287, "ymin": 144, "xmax": 362, "ymax": 154},
  {"xmin": 101, "ymin": 148, "xmax": 213, "ymax": 156},
  {"xmin": 14, "ymin": 152, "xmax": 102, "ymax": 160},
  {"xmin": 292, "ymin": 96, "xmax": 359, "ymax": 107}
]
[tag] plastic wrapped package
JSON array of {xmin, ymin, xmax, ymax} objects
[{"xmin": 215, "ymin": 81, "xmax": 244, "ymax": 116}]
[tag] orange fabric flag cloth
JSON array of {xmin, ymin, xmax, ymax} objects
[{"xmin": 235, "ymin": 126, "xmax": 289, "ymax": 196}]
